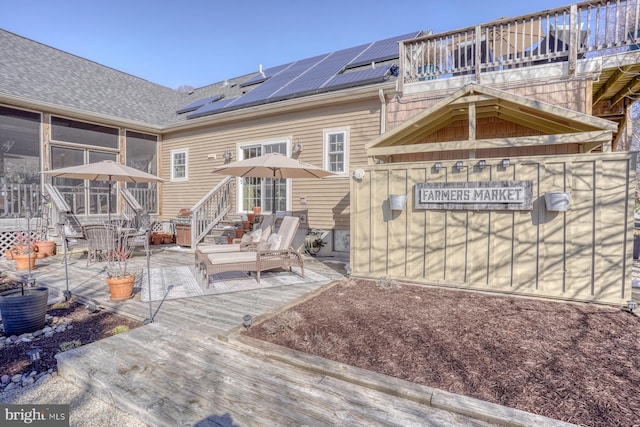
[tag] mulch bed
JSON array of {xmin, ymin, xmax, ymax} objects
[
  {"xmin": 0, "ymin": 278, "xmax": 142, "ymax": 379},
  {"xmin": 244, "ymin": 278, "xmax": 640, "ymax": 427}
]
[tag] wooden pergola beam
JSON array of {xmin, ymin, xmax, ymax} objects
[{"xmin": 367, "ymin": 130, "xmax": 613, "ymax": 156}]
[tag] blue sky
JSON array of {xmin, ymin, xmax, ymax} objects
[{"xmin": 1, "ymin": 0, "xmax": 573, "ymax": 90}]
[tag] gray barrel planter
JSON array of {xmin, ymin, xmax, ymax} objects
[{"xmin": 0, "ymin": 287, "xmax": 49, "ymax": 336}]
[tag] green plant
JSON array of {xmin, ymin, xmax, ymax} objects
[
  {"xmin": 59, "ymin": 340, "xmax": 82, "ymax": 352},
  {"xmin": 111, "ymin": 325, "xmax": 130, "ymax": 335}
]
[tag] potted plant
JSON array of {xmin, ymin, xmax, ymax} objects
[
  {"xmin": 10, "ymin": 232, "xmax": 38, "ymax": 271},
  {"xmin": 105, "ymin": 246, "xmax": 135, "ymax": 301}
]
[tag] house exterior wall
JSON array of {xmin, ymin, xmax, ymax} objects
[
  {"xmin": 160, "ymin": 98, "xmax": 382, "ymax": 232},
  {"xmin": 387, "ymin": 79, "xmax": 590, "ymax": 131},
  {"xmin": 350, "ymin": 152, "xmax": 635, "ymax": 305}
]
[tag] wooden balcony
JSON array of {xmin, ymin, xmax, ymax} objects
[{"xmin": 400, "ymin": 0, "xmax": 640, "ymax": 116}]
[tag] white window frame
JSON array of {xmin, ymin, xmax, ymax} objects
[
  {"xmin": 237, "ymin": 138, "xmax": 291, "ymax": 213},
  {"xmin": 323, "ymin": 127, "xmax": 349, "ymax": 177},
  {"xmin": 170, "ymin": 148, "xmax": 188, "ymax": 182}
]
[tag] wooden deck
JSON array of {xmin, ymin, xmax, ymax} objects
[{"xmin": 0, "ymin": 246, "xmax": 574, "ymax": 426}]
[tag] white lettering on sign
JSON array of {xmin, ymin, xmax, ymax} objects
[{"xmin": 419, "ymin": 187, "xmax": 525, "ymax": 204}]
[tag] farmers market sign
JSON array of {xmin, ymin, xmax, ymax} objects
[{"xmin": 414, "ymin": 180, "xmax": 533, "ymax": 211}]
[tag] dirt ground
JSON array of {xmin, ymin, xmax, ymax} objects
[
  {"xmin": 0, "ymin": 279, "xmax": 142, "ymax": 379},
  {"xmin": 244, "ymin": 278, "xmax": 640, "ymax": 427}
]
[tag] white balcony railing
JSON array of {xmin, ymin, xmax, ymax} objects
[{"xmin": 400, "ymin": 0, "xmax": 640, "ymax": 87}]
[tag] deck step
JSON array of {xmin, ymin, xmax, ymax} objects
[{"xmin": 56, "ymin": 323, "xmax": 483, "ymax": 427}]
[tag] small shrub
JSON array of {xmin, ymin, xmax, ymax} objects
[
  {"xmin": 111, "ymin": 325, "xmax": 130, "ymax": 335},
  {"xmin": 59, "ymin": 340, "xmax": 81, "ymax": 352},
  {"xmin": 376, "ymin": 275, "xmax": 398, "ymax": 290},
  {"xmin": 262, "ymin": 311, "xmax": 303, "ymax": 338},
  {"xmin": 51, "ymin": 301, "xmax": 70, "ymax": 310}
]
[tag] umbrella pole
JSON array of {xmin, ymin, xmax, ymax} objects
[
  {"xmin": 272, "ymin": 170, "xmax": 277, "ymax": 215},
  {"xmin": 107, "ymin": 181, "xmax": 112, "ymax": 224},
  {"xmin": 145, "ymin": 229, "xmax": 153, "ymax": 323}
]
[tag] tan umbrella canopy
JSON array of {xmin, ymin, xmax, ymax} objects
[
  {"xmin": 212, "ymin": 152, "xmax": 335, "ymax": 212},
  {"xmin": 42, "ymin": 160, "xmax": 164, "ymax": 222}
]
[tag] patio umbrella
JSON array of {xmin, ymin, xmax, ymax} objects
[
  {"xmin": 42, "ymin": 160, "xmax": 164, "ymax": 223},
  {"xmin": 42, "ymin": 160, "xmax": 163, "ymax": 321},
  {"xmin": 211, "ymin": 152, "xmax": 335, "ymax": 213}
]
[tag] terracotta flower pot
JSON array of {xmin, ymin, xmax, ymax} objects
[
  {"xmin": 35, "ymin": 240, "xmax": 56, "ymax": 257},
  {"xmin": 162, "ymin": 233, "xmax": 173, "ymax": 244},
  {"xmin": 242, "ymin": 221, "xmax": 251, "ymax": 230},
  {"xmin": 13, "ymin": 252, "xmax": 37, "ymax": 270},
  {"xmin": 247, "ymin": 213, "xmax": 256, "ymax": 223},
  {"xmin": 252, "ymin": 206, "xmax": 261, "ymax": 216},
  {"xmin": 106, "ymin": 275, "xmax": 135, "ymax": 301},
  {"xmin": 4, "ymin": 250, "xmax": 13, "ymax": 260},
  {"xmin": 234, "ymin": 229, "xmax": 244, "ymax": 238},
  {"xmin": 151, "ymin": 233, "xmax": 163, "ymax": 245}
]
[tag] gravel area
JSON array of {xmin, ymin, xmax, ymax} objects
[{"xmin": 0, "ymin": 374, "xmax": 148, "ymax": 427}]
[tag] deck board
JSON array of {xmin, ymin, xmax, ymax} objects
[{"xmin": 2, "ymin": 247, "xmax": 519, "ymax": 426}]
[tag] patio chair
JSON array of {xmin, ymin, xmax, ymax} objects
[
  {"xmin": 194, "ymin": 214, "xmax": 276, "ymax": 269},
  {"xmin": 201, "ymin": 215, "xmax": 304, "ymax": 286},
  {"xmin": 82, "ymin": 224, "xmax": 118, "ymax": 266}
]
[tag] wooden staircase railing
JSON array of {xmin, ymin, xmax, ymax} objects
[{"xmin": 188, "ymin": 176, "xmax": 235, "ymax": 250}]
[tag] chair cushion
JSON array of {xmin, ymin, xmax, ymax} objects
[
  {"xmin": 267, "ymin": 233, "xmax": 282, "ymax": 251},
  {"xmin": 241, "ymin": 228, "xmax": 263, "ymax": 243},
  {"xmin": 198, "ymin": 243, "xmax": 241, "ymax": 254},
  {"xmin": 208, "ymin": 251, "xmax": 257, "ymax": 264}
]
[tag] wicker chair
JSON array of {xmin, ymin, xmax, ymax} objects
[
  {"xmin": 194, "ymin": 214, "xmax": 276, "ymax": 269},
  {"xmin": 82, "ymin": 224, "xmax": 119, "ymax": 266},
  {"xmin": 202, "ymin": 215, "xmax": 303, "ymax": 286}
]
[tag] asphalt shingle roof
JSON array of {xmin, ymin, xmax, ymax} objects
[{"xmin": 0, "ymin": 28, "xmax": 417, "ymax": 128}]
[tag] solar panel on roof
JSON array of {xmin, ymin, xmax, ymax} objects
[
  {"xmin": 346, "ymin": 32, "xmax": 420, "ymax": 69},
  {"xmin": 324, "ymin": 65, "xmax": 393, "ymax": 90},
  {"xmin": 184, "ymin": 31, "xmax": 419, "ymax": 120},
  {"xmin": 186, "ymin": 96, "xmax": 240, "ymax": 119},
  {"xmin": 239, "ymin": 63, "xmax": 293, "ymax": 87},
  {"xmin": 176, "ymin": 95, "xmax": 224, "ymax": 114}
]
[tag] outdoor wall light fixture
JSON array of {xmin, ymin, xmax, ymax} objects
[
  {"xmin": 352, "ymin": 169, "xmax": 365, "ymax": 180},
  {"xmin": 242, "ymin": 314, "xmax": 253, "ymax": 329},
  {"xmin": 292, "ymin": 143, "xmax": 303, "ymax": 154},
  {"xmin": 434, "ymin": 162, "xmax": 442, "ymax": 171},
  {"xmin": 628, "ymin": 300, "xmax": 637, "ymax": 312},
  {"xmin": 223, "ymin": 150, "xmax": 233, "ymax": 161},
  {"xmin": 455, "ymin": 161, "xmax": 464, "ymax": 170},
  {"xmin": 501, "ymin": 158, "xmax": 510, "ymax": 168},
  {"xmin": 477, "ymin": 159, "xmax": 486, "ymax": 169}
]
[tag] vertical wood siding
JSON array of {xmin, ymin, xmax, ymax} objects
[{"xmin": 351, "ymin": 152, "xmax": 635, "ymax": 305}]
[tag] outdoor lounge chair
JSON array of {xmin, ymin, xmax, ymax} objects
[
  {"xmin": 201, "ymin": 215, "xmax": 303, "ymax": 286},
  {"xmin": 194, "ymin": 214, "xmax": 276, "ymax": 269}
]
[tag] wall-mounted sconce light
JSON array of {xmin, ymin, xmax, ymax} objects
[
  {"xmin": 477, "ymin": 159, "xmax": 486, "ymax": 169},
  {"xmin": 434, "ymin": 162, "xmax": 442, "ymax": 171},
  {"xmin": 292, "ymin": 143, "xmax": 303, "ymax": 155},
  {"xmin": 352, "ymin": 169, "xmax": 365, "ymax": 180},
  {"xmin": 501, "ymin": 158, "xmax": 510, "ymax": 168},
  {"xmin": 389, "ymin": 194, "xmax": 407, "ymax": 211},
  {"xmin": 223, "ymin": 150, "xmax": 233, "ymax": 161},
  {"xmin": 455, "ymin": 161, "xmax": 464, "ymax": 170}
]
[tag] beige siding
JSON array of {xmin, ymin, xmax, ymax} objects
[
  {"xmin": 387, "ymin": 79, "xmax": 589, "ymax": 131},
  {"xmin": 351, "ymin": 152, "xmax": 635, "ymax": 305},
  {"xmin": 161, "ymin": 99, "xmax": 381, "ymax": 230}
]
